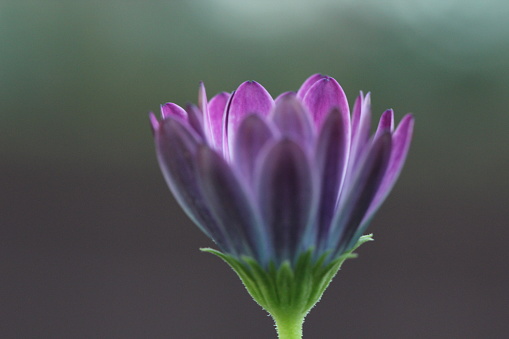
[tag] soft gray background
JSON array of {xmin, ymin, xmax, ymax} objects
[{"xmin": 2, "ymin": 1, "xmax": 508, "ymax": 338}]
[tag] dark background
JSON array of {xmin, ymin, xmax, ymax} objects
[{"xmin": 2, "ymin": 1, "xmax": 508, "ymax": 338}]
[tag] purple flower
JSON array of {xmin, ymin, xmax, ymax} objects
[{"xmin": 151, "ymin": 74, "xmax": 414, "ymax": 266}]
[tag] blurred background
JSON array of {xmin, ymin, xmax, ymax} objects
[{"xmin": 1, "ymin": 0, "xmax": 508, "ymax": 338}]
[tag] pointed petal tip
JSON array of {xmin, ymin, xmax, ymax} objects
[
  {"xmin": 274, "ymin": 91, "xmax": 296, "ymax": 102},
  {"xmin": 273, "ymin": 92, "xmax": 303, "ymax": 107},
  {"xmin": 149, "ymin": 112, "xmax": 159, "ymax": 134},
  {"xmin": 161, "ymin": 102, "xmax": 187, "ymax": 120},
  {"xmin": 204, "ymin": 91, "xmax": 230, "ymax": 150},
  {"xmin": 297, "ymin": 73, "xmax": 329, "ymax": 99},
  {"xmin": 236, "ymin": 79, "xmax": 269, "ymax": 93},
  {"xmin": 395, "ymin": 113, "xmax": 415, "ymax": 138},
  {"xmin": 198, "ymin": 81, "xmax": 207, "ymax": 111},
  {"xmin": 198, "ymin": 81, "xmax": 206, "ymax": 95},
  {"xmin": 401, "ymin": 113, "xmax": 415, "ymax": 124},
  {"xmin": 302, "ymin": 76, "xmax": 350, "ymax": 128},
  {"xmin": 226, "ymin": 81, "xmax": 274, "ymax": 156},
  {"xmin": 376, "ymin": 109, "xmax": 395, "ymax": 136}
]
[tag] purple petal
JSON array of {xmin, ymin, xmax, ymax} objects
[
  {"xmin": 375, "ymin": 109, "xmax": 394, "ymax": 139},
  {"xmin": 233, "ymin": 114, "xmax": 276, "ymax": 183},
  {"xmin": 296, "ymin": 73, "xmax": 327, "ymax": 99},
  {"xmin": 161, "ymin": 103, "xmax": 187, "ymax": 120},
  {"xmin": 328, "ymin": 132, "xmax": 392, "ymax": 254},
  {"xmin": 256, "ymin": 139, "xmax": 315, "ymax": 262},
  {"xmin": 314, "ymin": 108, "xmax": 350, "ymax": 243},
  {"xmin": 149, "ymin": 112, "xmax": 159, "ymax": 134},
  {"xmin": 348, "ymin": 93, "xmax": 372, "ymax": 170},
  {"xmin": 302, "ymin": 76, "xmax": 350, "ymax": 129},
  {"xmin": 225, "ymin": 81, "xmax": 274, "ymax": 157},
  {"xmin": 196, "ymin": 146, "xmax": 270, "ymax": 263},
  {"xmin": 221, "ymin": 91, "xmax": 235, "ymax": 160},
  {"xmin": 363, "ymin": 114, "xmax": 414, "ymax": 223},
  {"xmin": 204, "ymin": 92, "xmax": 230, "ymax": 151},
  {"xmin": 270, "ymin": 96, "xmax": 315, "ymax": 148},
  {"xmin": 350, "ymin": 93, "xmax": 363, "ymax": 132},
  {"xmin": 198, "ymin": 81, "xmax": 207, "ymax": 115},
  {"xmin": 351, "ymin": 92, "xmax": 372, "ymax": 149},
  {"xmin": 275, "ymin": 91, "xmax": 296, "ymax": 103},
  {"xmin": 185, "ymin": 104, "xmax": 205, "ymax": 137},
  {"xmin": 155, "ymin": 117, "xmax": 228, "ymax": 250}
]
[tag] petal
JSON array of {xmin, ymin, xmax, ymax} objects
[
  {"xmin": 302, "ymin": 76, "xmax": 350, "ymax": 129},
  {"xmin": 348, "ymin": 92, "xmax": 372, "ymax": 170},
  {"xmin": 350, "ymin": 93, "xmax": 363, "ymax": 133},
  {"xmin": 161, "ymin": 103, "xmax": 187, "ymax": 120},
  {"xmin": 149, "ymin": 112, "xmax": 159, "ymax": 134},
  {"xmin": 196, "ymin": 146, "xmax": 270, "ymax": 263},
  {"xmin": 270, "ymin": 95, "xmax": 315, "ymax": 148},
  {"xmin": 363, "ymin": 114, "xmax": 414, "ymax": 224},
  {"xmin": 256, "ymin": 139, "xmax": 315, "ymax": 262},
  {"xmin": 198, "ymin": 81, "xmax": 207, "ymax": 115},
  {"xmin": 224, "ymin": 81, "xmax": 275, "ymax": 158},
  {"xmin": 233, "ymin": 114, "xmax": 276, "ymax": 183},
  {"xmin": 296, "ymin": 73, "xmax": 327, "ymax": 99},
  {"xmin": 314, "ymin": 108, "xmax": 350, "ymax": 243},
  {"xmin": 328, "ymin": 132, "xmax": 392, "ymax": 255},
  {"xmin": 204, "ymin": 92, "xmax": 230, "ymax": 150},
  {"xmin": 375, "ymin": 109, "xmax": 394, "ymax": 139},
  {"xmin": 351, "ymin": 92, "xmax": 372, "ymax": 150},
  {"xmin": 275, "ymin": 91, "xmax": 296, "ymax": 103},
  {"xmin": 185, "ymin": 104, "xmax": 205, "ymax": 137},
  {"xmin": 155, "ymin": 117, "xmax": 228, "ymax": 250}
]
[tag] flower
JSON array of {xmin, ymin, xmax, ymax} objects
[
  {"xmin": 151, "ymin": 74, "xmax": 413, "ymax": 267},
  {"xmin": 151, "ymin": 74, "xmax": 414, "ymax": 338}
]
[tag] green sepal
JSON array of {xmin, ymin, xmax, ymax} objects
[{"xmin": 200, "ymin": 234, "xmax": 374, "ymax": 321}]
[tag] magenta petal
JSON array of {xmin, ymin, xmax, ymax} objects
[
  {"xmin": 225, "ymin": 81, "xmax": 274, "ymax": 156},
  {"xmin": 314, "ymin": 108, "xmax": 350, "ymax": 243},
  {"xmin": 364, "ymin": 114, "xmax": 414, "ymax": 223},
  {"xmin": 155, "ymin": 118, "xmax": 228, "ymax": 250},
  {"xmin": 256, "ymin": 139, "xmax": 315, "ymax": 262},
  {"xmin": 204, "ymin": 92, "xmax": 230, "ymax": 150},
  {"xmin": 329, "ymin": 133, "xmax": 392, "ymax": 253},
  {"xmin": 274, "ymin": 91, "xmax": 296, "ymax": 103},
  {"xmin": 375, "ymin": 109, "xmax": 394, "ymax": 139},
  {"xmin": 196, "ymin": 146, "xmax": 270, "ymax": 262},
  {"xmin": 270, "ymin": 96, "xmax": 315, "ymax": 147},
  {"xmin": 161, "ymin": 103, "xmax": 187, "ymax": 120},
  {"xmin": 296, "ymin": 73, "xmax": 326, "ymax": 99},
  {"xmin": 302, "ymin": 77, "xmax": 350, "ymax": 129},
  {"xmin": 233, "ymin": 114, "xmax": 276, "ymax": 182}
]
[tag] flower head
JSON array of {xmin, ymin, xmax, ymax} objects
[
  {"xmin": 151, "ymin": 74, "xmax": 414, "ymax": 337},
  {"xmin": 151, "ymin": 74, "xmax": 413, "ymax": 266}
]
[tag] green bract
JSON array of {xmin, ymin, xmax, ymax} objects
[{"xmin": 202, "ymin": 234, "xmax": 374, "ymax": 339}]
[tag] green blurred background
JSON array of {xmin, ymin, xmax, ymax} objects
[{"xmin": 2, "ymin": 1, "xmax": 508, "ymax": 338}]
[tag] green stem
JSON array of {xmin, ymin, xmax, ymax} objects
[{"xmin": 273, "ymin": 313, "xmax": 305, "ymax": 339}]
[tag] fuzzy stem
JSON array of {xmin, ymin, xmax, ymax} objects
[{"xmin": 273, "ymin": 313, "xmax": 305, "ymax": 339}]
